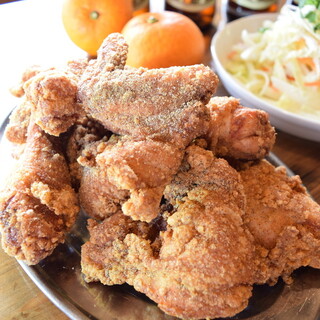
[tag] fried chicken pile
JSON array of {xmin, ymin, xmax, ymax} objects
[{"xmin": 1, "ymin": 33, "xmax": 319, "ymax": 319}]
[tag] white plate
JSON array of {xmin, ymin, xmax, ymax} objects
[{"xmin": 211, "ymin": 13, "xmax": 320, "ymax": 142}]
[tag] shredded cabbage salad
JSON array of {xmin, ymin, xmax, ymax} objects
[{"xmin": 226, "ymin": 2, "xmax": 320, "ymax": 120}]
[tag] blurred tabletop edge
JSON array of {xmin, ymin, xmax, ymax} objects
[{"xmin": 0, "ymin": 0, "xmax": 319, "ymax": 320}]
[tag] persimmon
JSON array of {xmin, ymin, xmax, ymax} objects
[
  {"xmin": 121, "ymin": 11, "xmax": 205, "ymax": 69},
  {"xmin": 62, "ymin": 0, "xmax": 133, "ymax": 56}
]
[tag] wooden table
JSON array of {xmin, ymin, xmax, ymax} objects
[
  {"xmin": 0, "ymin": 1, "xmax": 320, "ymax": 320},
  {"xmin": 0, "ymin": 247, "xmax": 69, "ymax": 320}
]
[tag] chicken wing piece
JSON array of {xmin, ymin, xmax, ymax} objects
[
  {"xmin": 0, "ymin": 120, "xmax": 79, "ymax": 265},
  {"xmin": 81, "ymin": 145, "xmax": 260, "ymax": 319},
  {"xmin": 23, "ymin": 69, "xmax": 84, "ymax": 136},
  {"xmin": 205, "ymin": 96, "xmax": 275, "ymax": 160},
  {"xmin": 78, "ymin": 33, "xmax": 217, "ymax": 145},
  {"xmin": 239, "ymin": 160, "xmax": 320, "ymax": 283},
  {"xmin": 10, "ymin": 59, "xmax": 88, "ymax": 98},
  {"xmin": 78, "ymin": 135, "xmax": 184, "ymax": 222},
  {"xmin": 6, "ymin": 59, "xmax": 88, "ymax": 143}
]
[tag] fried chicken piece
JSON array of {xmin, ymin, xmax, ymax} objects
[
  {"xmin": 83, "ymin": 32, "xmax": 128, "ymax": 76},
  {"xmin": 78, "ymin": 33, "xmax": 218, "ymax": 144},
  {"xmin": 23, "ymin": 69, "xmax": 84, "ymax": 136},
  {"xmin": 7, "ymin": 58, "xmax": 88, "ymax": 139},
  {"xmin": 5, "ymin": 99, "xmax": 32, "ymax": 145},
  {"xmin": 78, "ymin": 135, "xmax": 184, "ymax": 221},
  {"xmin": 10, "ymin": 65, "xmax": 55, "ymax": 98},
  {"xmin": 81, "ymin": 145, "xmax": 260, "ymax": 319},
  {"xmin": 0, "ymin": 120, "xmax": 79, "ymax": 265},
  {"xmin": 10, "ymin": 59, "xmax": 88, "ymax": 98},
  {"xmin": 6, "ymin": 60, "xmax": 88, "ymax": 145},
  {"xmin": 94, "ymin": 137, "xmax": 183, "ymax": 191},
  {"xmin": 205, "ymin": 96, "xmax": 275, "ymax": 160},
  {"xmin": 239, "ymin": 160, "xmax": 320, "ymax": 283}
]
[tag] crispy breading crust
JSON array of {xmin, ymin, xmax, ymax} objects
[{"xmin": 0, "ymin": 121, "xmax": 79, "ymax": 265}]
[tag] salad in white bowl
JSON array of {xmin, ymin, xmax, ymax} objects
[{"xmin": 225, "ymin": 1, "xmax": 320, "ymax": 121}]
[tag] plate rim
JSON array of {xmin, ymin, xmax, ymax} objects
[{"xmin": 18, "ymin": 260, "xmax": 91, "ymax": 320}]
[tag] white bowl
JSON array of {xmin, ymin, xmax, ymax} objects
[{"xmin": 211, "ymin": 13, "xmax": 320, "ymax": 142}]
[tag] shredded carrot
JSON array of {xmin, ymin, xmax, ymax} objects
[
  {"xmin": 304, "ymin": 81, "xmax": 320, "ymax": 87},
  {"xmin": 260, "ymin": 66, "xmax": 270, "ymax": 72},
  {"xmin": 298, "ymin": 57, "xmax": 315, "ymax": 70},
  {"xmin": 294, "ymin": 38, "xmax": 306, "ymax": 50},
  {"xmin": 227, "ymin": 50, "xmax": 237, "ymax": 59},
  {"xmin": 270, "ymin": 82, "xmax": 280, "ymax": 92},
  {"xmin": 286, "ymin": 75, "xmax": 295, "ymax": 81}
]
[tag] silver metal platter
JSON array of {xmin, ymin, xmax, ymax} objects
[{"xmin": 1, "ymin": 114, "xmax": 320, "ymax": 320}]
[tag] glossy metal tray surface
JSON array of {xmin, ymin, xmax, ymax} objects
[{"xmin": 1, "ymin": 115, "xmax": 320, "ymax": 320}]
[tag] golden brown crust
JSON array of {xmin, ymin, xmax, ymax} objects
[
  {"xmin": 10, "ymin": 65, "xmax": 55, "ymax": 98},
  {"xmin": 10, "ymin": 59, "xmax": 88, "ymax": 98},
  {"xmin": 77, "ymin": 135, "xmax": 184, "ymax": 222},
  {"xmin": 206, "ymin": 96, "xmax": 276, "ymax": 160},
  {"xmin": 5, "ymin": 100, "xmax": 32, "ymax": 144},
  {"xmin": 0, "ymin": 121, "xmax": 79, "ymax": 265},
  {"xmin": 79, "ymin": 34, "xmax": 217, "ymax": 145},
  {"xmin": 81, "ymin": 146, "xmax": 259, "ymax": 319},
  {"xmin": 24, "ymin": 70, "xmax": 83, "ymax": 136},
  {"xmin": 239, "ymin": 160, "xmax": 320, "ymax": 282},
  {"xmin": 81, "ymin": 144, "xmax": 320, "ymax": 318}
]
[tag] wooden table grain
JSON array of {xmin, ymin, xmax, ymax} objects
[{"xmin": 0, "ymin": 247, "xmax": 69, "ymax": 320}]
